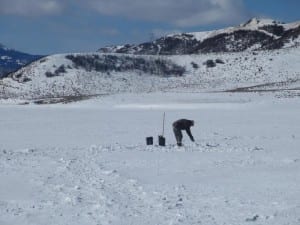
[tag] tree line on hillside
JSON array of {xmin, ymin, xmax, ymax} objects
[{"xmin": 64, "ymin": 54, "xmax": 185, "ymax": 77}]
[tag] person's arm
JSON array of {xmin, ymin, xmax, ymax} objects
[{"xmin": 186, "ymin": 128, "xmax": 195, "ymax": 142}]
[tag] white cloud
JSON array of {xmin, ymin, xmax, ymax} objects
[
  {"xmin": 0, "ymin": 0, "xmax": 62, "ymax": 16},
  {"xmin": 0, "ymin": 0, "xmax": 249, "ymax": 27},
  {"xmin": 86, "ymin": 0, "xmax": 249, "ymax": 27}
]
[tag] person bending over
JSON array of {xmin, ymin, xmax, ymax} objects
[{"xmin": 172, "ymin": 119, "xmax": 195, "ymax": 146}]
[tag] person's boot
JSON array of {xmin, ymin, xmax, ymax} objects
[{"xmin": 177, "ymin": 143, "xmax": 182, "ymax": 147}]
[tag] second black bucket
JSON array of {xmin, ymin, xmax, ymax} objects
[
  {"xmin": 146, "ymin": 137, "xmax": 153, "ymax": 145},
  {"xmin": 158, "ymin": 135, "xmax": 166, "ymax": 146}
]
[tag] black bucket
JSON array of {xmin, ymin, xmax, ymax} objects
[
  {"xmin": 146, "ymin": 137, "xmax": 153, "ymax": 145},
  {"xmin": 158, "ymin": 135, "xmax": 166, "ymax": 146}
]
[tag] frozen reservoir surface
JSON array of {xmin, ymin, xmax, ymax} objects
[{"xmin": 0, "ymin": 92, "xmax": 299, "ymax": 225}]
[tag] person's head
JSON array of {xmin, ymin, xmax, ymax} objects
[{"xmin": 191, "ymin": 120, "xmax": 194, "ymax": 126}]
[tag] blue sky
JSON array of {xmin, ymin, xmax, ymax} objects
[{"xmin": 0, "ymin": 0, "xmax": 299, "ymax": 55}]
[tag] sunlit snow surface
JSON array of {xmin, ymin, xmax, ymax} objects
[{"xmin": 1, "ymin": 92, "xmax": 300, "ymax": 225}]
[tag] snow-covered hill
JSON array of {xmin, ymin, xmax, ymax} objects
[
  {"xmin": 1, "ymin": 47, "xmax": 300, "ymax": 102},
  {"xmin": 1, "ymin": 18, "xmax": 300, "ymax": 103},
  {"xmin": 0, "ymin": 44, "xmax": 42, "ymax": 78},
  {"xmin": 99, "ymin": 18, "xmax": 300, "ymax": 55}
]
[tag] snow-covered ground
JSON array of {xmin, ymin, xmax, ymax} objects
[
  {"xmin": 1, "ymin": 92, "xmax": 300, "ymax": 225},
  {"xmin": 2, "ymin": 46, "xmax": 300, "ymax": 100}
]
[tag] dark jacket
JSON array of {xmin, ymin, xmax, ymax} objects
[{"xmin": 173, "ymin": 119, "xmax": 194, "ymax": 141}]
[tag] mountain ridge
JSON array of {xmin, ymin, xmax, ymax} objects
[
  {"xmin": 99, "ymin": 18, "xmax": 300, "ymax": 55},
  {"xmin": 0, "ymin": 44, "xmax": 43, "ymax": 78}
]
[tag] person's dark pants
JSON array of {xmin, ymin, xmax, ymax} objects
[{"xmin": 173, "ymin": 126, "xmax": 183, "ymax": 146}]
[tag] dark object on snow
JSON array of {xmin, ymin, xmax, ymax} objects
[
  {"xmin": 245, "ymin": 215, "xmax": 259, "ymax": 222},
  {"xmin": 205, "ymin": 59, "xmax": 216, "ymax": 68},
  {"xmin": 158, "ymin": 112, "xmax": 166, "ymax": 146},
  {"xmin": 172, "ymin": 119, "xmax": 195, "ymax": 146},
  {"xmin": 158, "ymin": 135, "xmax": 166, "ymax": 146},
  {"xmin": 146, "ymin": 137, "xmax": 153, "ymax": 145},
  {"xmin": 215, "ymin": 59, "xmax": 225, "ymax": 64}
]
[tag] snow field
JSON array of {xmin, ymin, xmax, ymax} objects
[{"xmin": 0, "ymin": 92, "xmax": 300, "ymax": 225}]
